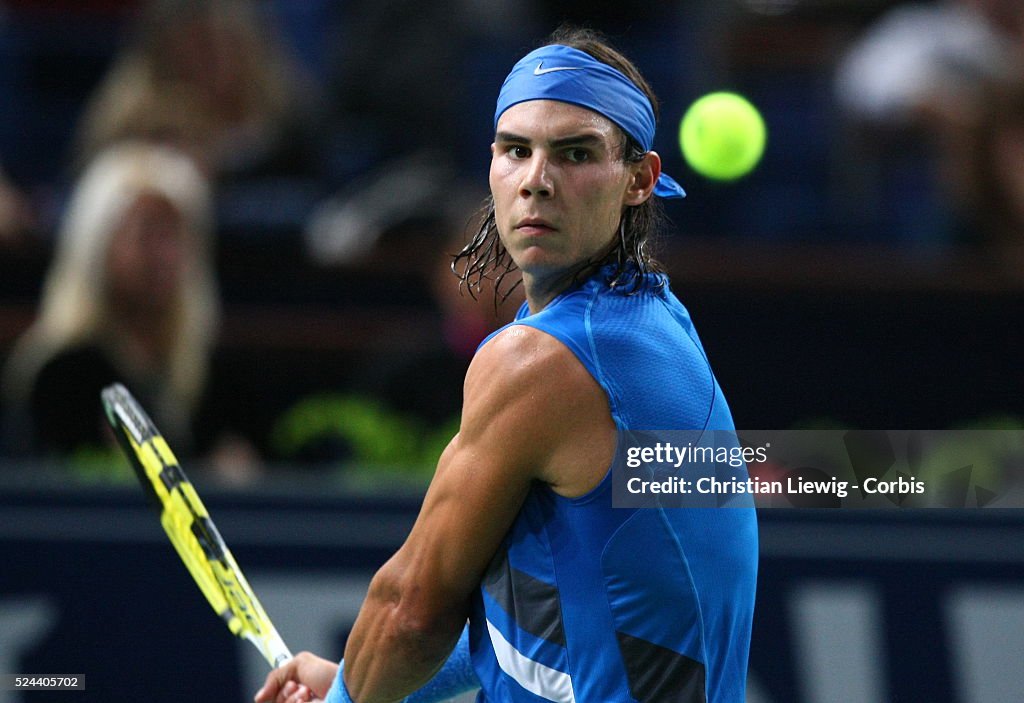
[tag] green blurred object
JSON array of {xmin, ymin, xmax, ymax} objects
[{"xmin": 271, "ymin": 393, "xmax": 458, "ymax": 476}]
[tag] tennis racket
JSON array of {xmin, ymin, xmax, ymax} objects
[{"xmin": 101, "ymin": 382, "xmax": 292, "ymax": 668}]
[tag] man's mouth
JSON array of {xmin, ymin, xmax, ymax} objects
[{"xmin": 515, "ymin": 218, "xmax": 556, "ymax": 235}]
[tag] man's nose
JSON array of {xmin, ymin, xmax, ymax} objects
[{"xmin": 519, "ymin": 154, "xmax": 554, "ymax": 198}]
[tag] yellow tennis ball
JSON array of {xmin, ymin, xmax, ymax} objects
[{"xmin": 679, "ymin": 92, "xmax": 766, "ymax": 181}]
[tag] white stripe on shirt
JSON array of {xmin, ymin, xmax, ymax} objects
[{"xmin": 485, "ymin": 618, "xmax": 576, "ymax": 703}]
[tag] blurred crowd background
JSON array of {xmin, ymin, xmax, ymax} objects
[{"xmin": 0, "ymin": 0, "xmax": 1022, "ymax": 485}]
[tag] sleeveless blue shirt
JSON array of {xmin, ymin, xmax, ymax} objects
[{"xmin": 470, "ymin": 267, "xmax": 758, "ymax": 703}]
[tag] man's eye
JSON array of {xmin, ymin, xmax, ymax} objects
[
  {"xmin": 509, "ymin": 145, "xmax": 530, "ymax": 159},
  {"xmin": 565, "ymin": 148, "xmax": 589, "ymax": 163}
]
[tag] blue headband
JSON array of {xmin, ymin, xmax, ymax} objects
[{"xmin": 494, "ymin": 44, "xmax": 685, "ymax": 199}]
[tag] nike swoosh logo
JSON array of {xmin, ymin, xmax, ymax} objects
[{"xmin": 533, "ymin": 61, "xmax": 582, "ymax": 75}]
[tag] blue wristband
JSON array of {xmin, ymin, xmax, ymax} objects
[{"xmin": 324, "ymin": 660, "xmax": 354, "ymax": 703}]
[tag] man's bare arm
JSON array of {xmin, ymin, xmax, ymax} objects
[{"xmin": 341, "ymin": 324, "xmax": 615, "ymax": 702}]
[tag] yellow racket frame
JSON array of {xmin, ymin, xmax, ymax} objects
[{"xmin": 102, "ymin": 383, "xmax": 291, "ymax": 668}]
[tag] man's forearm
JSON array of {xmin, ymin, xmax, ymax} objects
[{"xmin": 342, "ymin": 593, "xmax": 467, "ymax": 703}]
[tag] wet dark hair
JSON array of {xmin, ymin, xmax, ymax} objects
[{"xmin": 453, "ymin": 25, "xmax": 668, "ymax": 304}]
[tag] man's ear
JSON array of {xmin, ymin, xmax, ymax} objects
[{"xmin": 624, "ymin": 151, "xmax": 661, "ymax": 207}]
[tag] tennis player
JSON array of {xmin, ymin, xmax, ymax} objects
[{"xmin": 256, "ymin": 26, "xmax": 757, "ymax": 703}]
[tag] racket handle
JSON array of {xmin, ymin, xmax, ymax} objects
[
  {"xmin": 265, "ymin": 635, "xmax": 293, "ymax": 669},
  {"xmin": 248, "ymin": 629, "xmax": 293, "ymax": 669}
]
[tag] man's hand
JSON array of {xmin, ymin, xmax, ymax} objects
[{"xmin": 254, "ymin": 652, "xmax": 338, "ymax": 703}]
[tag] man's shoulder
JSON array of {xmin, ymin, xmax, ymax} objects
[
  {"xmin": 471, "ymin": 323, "xmax": 580, "ymax": 384},
  {"xmin": 461, "ymin": 322, "xmax": 615, "ymax": 490},
  {"xmin": 465, "ymin": 323, "xmax": 598, "ymax": 418}
]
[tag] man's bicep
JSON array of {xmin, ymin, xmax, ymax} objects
[{"xmin": 403, "ymin": 429, "xmax": 533, "ymax": 600}]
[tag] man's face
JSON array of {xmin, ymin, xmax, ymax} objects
[{"xmin": 489, "ymin": 100, "xmax": 640, "ymax": 280}]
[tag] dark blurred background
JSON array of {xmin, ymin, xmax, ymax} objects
[{"xmin": 0, "ymin": 1, "xmax": 1021, "ymax": 480}]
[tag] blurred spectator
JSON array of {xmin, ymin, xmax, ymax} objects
[
  {"xmin": 72, "ymin": 0, "xmax": 321, "ymax": 183},
  {"xmin": 0, "ymin": 163, "xmax": 36, "ymax": 245},
  {"xmin": 347, "ymin": 212, "xmax": 524, "ymax": 441},
  {"xmin": 0, "ymin": 142, "xmax": 259, "ymax": 481},
  {"xmin": 323, "ymin": 0, "xmax": 537, "ymax": 180},
  {"xmin": 941, "ymin": 78, "xmax": 1024, "ymax": 246},
  {"xmin": 835, "ymin": 0, "xmax": 1024, "ymax": 245},
  {"xmin": 836, "ymin": 0, "xmax": 1024, "ymax": 128},
  {"xmin": 273, "ymin": 205, "xmax": 523, "ymax": 476}
]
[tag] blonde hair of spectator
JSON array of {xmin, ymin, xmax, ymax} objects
[{"xmin": 6, "ymin": 142, "xmax": 218, "ymax": 416}]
